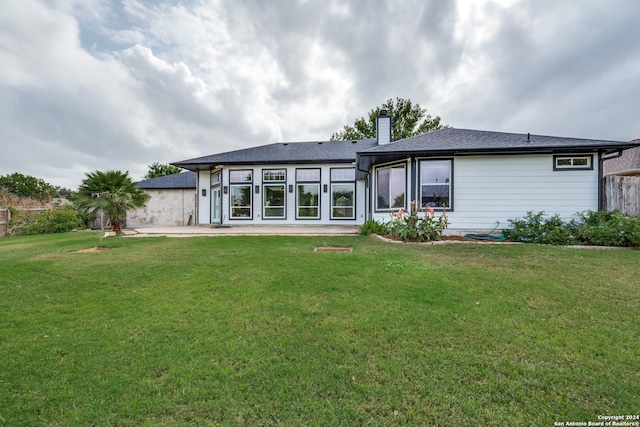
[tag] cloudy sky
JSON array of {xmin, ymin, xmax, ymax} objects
[{"xmin": 1, "ymin": 0, "xmax": 639, "ymax": 189}]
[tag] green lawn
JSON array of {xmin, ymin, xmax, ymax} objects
[{"xmin": 1, "ymin": 232, "xmax": 638, "ymax": 426}]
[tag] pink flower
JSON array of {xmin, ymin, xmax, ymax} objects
[
  {"xmin": 396, "ymin": 209, "xmax": 404, "ymax": 219},
  {"xmin": 410, "ymin": 200, "xmax": 416, "ymax": 205},
  {"xmin": 427, "ymin": 206, "xmax": 434, "ymax": 215}
]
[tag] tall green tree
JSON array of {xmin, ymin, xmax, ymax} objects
[
  {"xmin": 144, "ymin": 162, "xmax": 182, "ymax": 179},
  {"xmin": 73, "ymin": 170, "xmax": 149, "ymax": 236},
  {"xmin": 0, "ymin": 172, "xmax": 56, "ymax": 202},
  {"xmin": 330, "ymin": 97, "xmax": 445, "ymax": 141}
]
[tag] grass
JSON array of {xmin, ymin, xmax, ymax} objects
[{"xmin": 0, "ymin": 232, "xmax": 638, "ymax": 426}]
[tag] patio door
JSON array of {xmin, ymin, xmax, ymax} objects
[{"xmin": 211, "ymin": 172, "xmax": 221, "ymax": 223}]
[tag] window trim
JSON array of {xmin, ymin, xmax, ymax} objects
[
  {"xmin": 229, "ymin": 169, "xmax": 253, "ymax": 220},
  {"xmin": 261, "ymin": 168, "xmax": 287, "ymax": 220},
  {"xmin": 374, "ymin": 161, "xmax": 407, "ymax": 212},
  {"xmin": 417, "ymin": 158, "xmax": 453, "ymax": 211},
  {"xmin": 295, "ymin": 168, "xmax": 321, "ymax": 220},
  {"xmin": 330, "ymin": 167, "xmax": 356, "ymax": 220},
  {"xmin": 553, "ymin": 155, "xmax": 594, "ymax": 171}
]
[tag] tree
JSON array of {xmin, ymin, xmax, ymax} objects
[
  {"xmin": 73, "ymin": 170, "xmax": 150, "ymax": 236},
  {"xmin": 144, "ymin": 162, "xmax": 182, "ymax": 179},
  {"xmin": 0, "ymin": 172, "xmax": 56, "ymax": 202},
  {"xmin": 330, "ymin": 97, "xmax": 445, "ymax": 141}
]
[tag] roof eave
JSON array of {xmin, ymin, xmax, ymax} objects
[{"xmin": 171, "ymin": 158, "xmax": 357, "ymax": 171}]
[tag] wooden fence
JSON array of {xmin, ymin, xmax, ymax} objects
[
  {"xmin": 604, "ymin": 175, "xmax": 640, "ymax": 214},
  {"xmin": 0, "ymin": 208, "xmax": 9, "ymax": 236}
]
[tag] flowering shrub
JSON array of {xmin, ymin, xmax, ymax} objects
[
  {"xmin": 384, "ymin": 200, "xmax": 450, "ymax": 242},
  {"xmin": 504, "ymin": 210, "xmax": 640, "ymax": 247}
]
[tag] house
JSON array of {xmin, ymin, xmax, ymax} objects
[
  {"xmin": 128, "ymin": 171, "xmax": 197, "ymax": 227},
  {"xmin": 172, "ymin": 112, "xmax": 639, "ymax": 233},
  {"xmin": 604, "ymin": 142, "xmax": 640, "ymax": 176},
  {"xmin": 602, "ymin": 141, "xmax": 640, "ymax": 214}
]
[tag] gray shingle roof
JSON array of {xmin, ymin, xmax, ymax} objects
[
  {"xmin": 172, "ymin": 139, "xmax": 377, "ymax": 170},
  {"xmin": 361, "ymin": 128, "xmax": 637, "ymax": 155},
  {"xmin": 137, "ymin": 171, "xmax": 196, "ymax": 189},
  {"xmin": 170, "ymin": 128, "xmax": 638, "ymax": 175}
]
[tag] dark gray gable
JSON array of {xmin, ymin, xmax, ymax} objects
[
  {"xmin": 137, "ymin": 171, "xmax": 196, "ymax": 189},
  {"xmin": 173, "ymin": 139, "xmax": 377, "ymax": 170}
]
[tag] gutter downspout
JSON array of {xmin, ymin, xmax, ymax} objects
[{"xmin": 598, "ymin": 150, "xmax": 624, "ymax": 210}]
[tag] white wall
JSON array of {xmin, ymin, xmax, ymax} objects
[
  {"xmin": 371, "ymin": 154, "xmax": 600, "ymax": 232},
  {"xmin": 197, "ymin": 170, "xmax": 210, "ymax": 224},
  {"xmin": 128, "ymin": 189, "xmax": 196, "ymax": 227},
  {"xmin": 450, "ymin": 154, "xmax": 598, "ymax": 230}
]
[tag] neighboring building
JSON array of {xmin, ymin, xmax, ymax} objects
[
  {"xmin": 128, "ymin": 172, "xmax": 196, "ymax": 227},
  {"xmin": 172, "ymin": 113, "xmax": 639, "ymax": 233},
  {"xmin": 604, "ymin": 142, "xmax": 640, "ymax": 176}
]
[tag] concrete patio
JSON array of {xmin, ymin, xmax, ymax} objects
[{"xmin": 119, "ymin": 224, "xmax": 360, "ymax": 237}]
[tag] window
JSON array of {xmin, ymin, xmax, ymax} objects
[
  {"xmin": 263, "ymin": 169, "xmax": 286, "ymax": 219},
  {"xmin": 229, "ymin": 170, "xmax": 252, "ymax": 218},
  {"xmin": 376, "ymin": 164, "xmax": 405, "ymax": 210},
  {"xmin": 331, "ymin": 168, "xmax": 356, "ymax": 219},
  {"xmin": 420, "ymin": 160, "xmax": 452, "ymax": 209},
  {"xmin": 554, "ymin": 155, "xmax": 593, "ymax": 170},
  {"xmin": 296, "ymin": 168, "xmax": 320, "ymax": 219}
]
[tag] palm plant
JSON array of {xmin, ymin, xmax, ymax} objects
[{"xmin": 73, "ymin": 171, "xmax": 149, "ymax": 235}]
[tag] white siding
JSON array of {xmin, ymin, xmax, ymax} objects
[
  {"xmin": 197, "ymin": 170, "xmax": 210, "ymax": 224},
  {"xmin": 450, "ymin": 154, "xmax": 598, "ymax": 230},
  {"xmin": 371, "ymin": 154, "xmax": 600, "ymax": 232}
]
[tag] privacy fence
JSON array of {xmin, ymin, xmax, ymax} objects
[
  {"xmin": 604, "ymin": 175, "xmax": 640, "ymax": 215},
  {"xmin": 0, "ymin": 208, "xmax": 9, "ymax": 236}
]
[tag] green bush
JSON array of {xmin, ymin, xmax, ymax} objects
[
  {"xmin": 9, "ymin": 205, "xmax": 85, "ymax": 236},
  {"xmin": 359, "ymin": 219, "xmax": 386, "ymax": 235},
  {"xmin": 381, "ymin": 201, "xmax": 449, "ymax": 242},
  {"xmin": 504, "ymin": 210, "xmax": 640, "ymax": 247}
]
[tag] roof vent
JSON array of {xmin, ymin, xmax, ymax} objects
[
  {"xmin": 283, "ymin": 143, "xmax": 288, "ymax": 146},
  {"xmin": 318, "ymin": 142, "xmax": 323, "ymax": 145},
  {"xmin": 352, "ymin": 140, "xmax": 357, "ymax": 144},
  {"xmin": 527, "ymin": 133, "xmax": 532, "ymax": 143}
]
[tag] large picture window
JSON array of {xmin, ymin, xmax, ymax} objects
[
  {"xmin": 331, "ymin": 168, "xmax": 355, "ymax": 219},
  {"xmin": 229, "ymin": 170, "xmax": 252, "ymax": 218},
  {"xmin": 296, "ymin": 168, "xmax": 320, "ymax": 219},
  {"xmin": 263, "ymin": 169, "xmax": 286, "ymax": 219},
  {"xmin": 419, "ymin": 160, "xmax": 452, "ymax": 209},
  {"xmin": 376, "ymin": 164, "xmax": 406, "ymax": 210}
]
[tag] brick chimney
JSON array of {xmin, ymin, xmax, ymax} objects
[{"xmin": 376, "ymin": 110, "xmax": 391, "ymax": 145}]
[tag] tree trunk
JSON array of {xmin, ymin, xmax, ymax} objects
[{"xmin": 112, "ymin": 218, "xmax": 124, "ymax": 236}]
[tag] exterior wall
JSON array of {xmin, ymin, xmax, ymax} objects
[
  {"xmin": 371, "ymin": 154, "xmax": 600, "ymax": 232},
  {"xmin": 198, "ymin": 163, "xmax": 365, "ymax": 225},
  {"xmin": 197, "ymin": 170, "xmax": 211, "ymax": 224},
  {"xmin": 450, "ymin": 154, "xmax": 598, "ymax": 230},
  {"xmin": 128, "ymin": 189, "xmax": 196, "ymax": 227}
]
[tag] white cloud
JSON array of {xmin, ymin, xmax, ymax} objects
[{"xmin": 0, "ymin": 0, "xmax": 638, "ymax": 189}]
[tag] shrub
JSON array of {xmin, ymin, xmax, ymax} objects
[
  {"xmin": 383, "ymin": 201, "xmax": 449, "ymax": 242},
  {"xmin": 504, "ymin": 210, "xmax": 640, "ymax": 247},
  {"xmin": 8, "ymin": 205, "xmax": 84, "ymax": 236},
  {"xmin": 359, "ymin": 219, "xmax": 385, "ymax": 235}
]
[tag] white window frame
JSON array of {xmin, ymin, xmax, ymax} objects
[
  {"xmin": 262, "ymin": 169, "xmax": 286, "ymax": 219},
  {"xmin": 553, "ymin": 155, "xmax": 593, "ymax": 170},
  {"xmin": 330, "ymin": 168, "xmax": 356, "ymax": 220},
  {"xmin": 229, "ymin": 169, "xmax": 253, "ymax": 219},
  {"xmin": 419, "ymin": 159, "xmax": 452, "ymax": 210},
  {"xmin": 374, "ymin": 162, "xmax": 406, "ymax": 212},
  {"xmin": 296, "ymin": 168, "xmax": 321, "ymax": 219}
]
